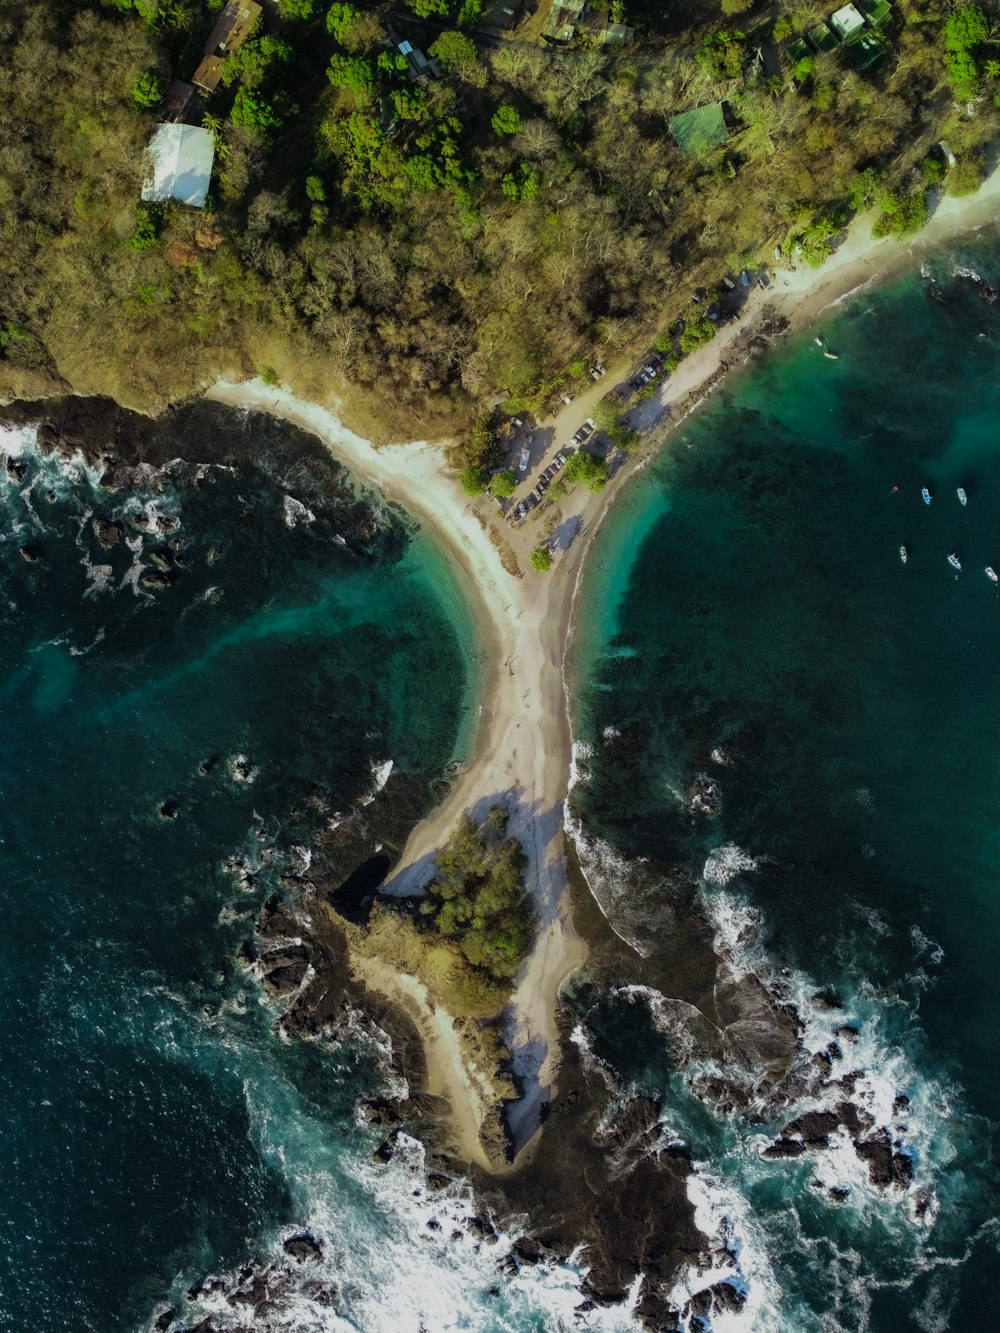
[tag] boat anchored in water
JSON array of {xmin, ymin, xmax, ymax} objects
[
  {"xmin": 899, "ymin": 545, "xmax": 908, "ymax": 564},
  {"xmin": 957, "ymin": 487, "xmax": 968, "ymax": 506},
  {"xmin": 947, "ymin": 553, "xmax": 962, "ymax": 571},
  {"xmin": 987, "ymin": 567, "xmax": 998, "ymax": 584},
  {"xmin": 922, "ymin": 487, "xmax": 932, "ymax": 505}
]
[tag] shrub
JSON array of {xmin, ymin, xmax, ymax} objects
[
  {"xmin": 679, "ymin": 318, "xmax": 717, "ymax": 354},
  {"xmin": 129, "ymin": 206, "xmax": 160, "ymax": 250},
  {"xmin": 531, "ymin": 546, "xmax": 553, "ymax": 571},
  {"xmin": 131, "ymin": 71, "xmax": 163, "ymax": 109}
]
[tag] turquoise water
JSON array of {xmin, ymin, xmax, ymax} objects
[
  {"xmin": 572, "ymin": 234, "xmax": 1000, "ymax": 1328},
  {"xmin": 0, "ymin": 417, "xmax": 485, "ymax": 1331}
]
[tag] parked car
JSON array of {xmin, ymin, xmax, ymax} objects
[
  {"xmin": 517, "ymin": 446, "xmax": 530, "ymax": 474},
  {"xmin": 552, "ymin": 453, "xmax": 566, "ymax": 470},
  {"xmin": 741, "ymin": 270, "xmax": 751, "ymax": 287},
  {"xmin": 643, "ymin": 363, "xmax": 658, "ymax": 378},
  {"xmin": 758, "ymin": 269, "xmax": 770, "ymax": 288},
  {"xmin": 720, "ymin": 276, "xmax": 736, "ymax": 292},
  {"xmin": 537, "ymin": 476, "xmax": 549, "ymax": 494}
]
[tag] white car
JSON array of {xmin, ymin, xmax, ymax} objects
[{"xmin": 517, "ymin": 447, "xmax": 530, "ymax": 474}]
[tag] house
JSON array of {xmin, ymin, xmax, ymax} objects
[
  {"xmin": 192, "ymin": 55, "xmax": 225, "ymax": 93},
  {"xmin": 161, "ymin": 79, "xmax": 194, "ymax": 122},
  {"xmin": 194, "ymin": 1, "xmax": 262, "ymax": 92},
  {"xmin": 203, "ymin": 1, "xmax": 262, "ymax": 57},
  {"xmin": 142, "ymin": 123, "xmax": 216, "ymax": 208},
  {"xmin": 669, "ymin": 103, "xmax": 729, "ymax": 156},
  {"xmin": 544, "ymin": 0, "xmax": 585, "ymax": 42},
  {"xmin": 829, "ymin": 4, "xmax": 866, "ymax": 42},
  {"xmin": 397, "ymin": 40, "xmax": 442, "ymax": 80}
]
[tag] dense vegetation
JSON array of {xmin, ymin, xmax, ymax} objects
[
  {"xmin": 1, "ymin": 0, "xmax": 997, "ymax": 436},
  {"xmin": 419, "ymin": 807, "xmax": 533, "ymax": 983}
]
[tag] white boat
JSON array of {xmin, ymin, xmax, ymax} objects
[
  {"xmin": 922, "ymin": 487, "xmax": 932, "ymax": 505},
  {"xmin": 947, "ymin": 553, "xmax": 962, "ymax": 571},
  {"xmin": 899, "ymin": 545, "xmax": 908, "ymax": 564},
  {"xmin": 957, "ymin": 487, "xmax": 968, "ymax": 506},
  {"xmin": 987, "ymin": 567, "xmax": 998, "ymax": 584}
]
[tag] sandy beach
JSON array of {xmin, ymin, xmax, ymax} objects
[{"xmin": 206, "ymin": 166, "xmax": 1000, "ymax": 1169}]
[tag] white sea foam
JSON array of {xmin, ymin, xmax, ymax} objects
[
  {"xmin": 666, "ymin": 1163, "xmax": 782, "ymax": 1333},
  {"xmin": 283, "ymin": 494, "xmax": 316, "ymax": 528},
  {"xmin": 702, "ymin": 842, "xmax": 759, "ymax": 888}
]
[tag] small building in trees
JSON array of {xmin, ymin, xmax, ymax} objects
[
  {"xmin": 194, "ymin": 0, "xmax": 262, "ymax": 93},
  {"xmin": 161, "ymin": 79, "xmax": 195, "ymax": 122},
  {"xmin": 669, "ymin": 103, "xmax": 730, "ymax": 157},
  {"xmin": 141, "ymin": 124, "xmax": 215, "ymax": 209},
  {"xmin": 829, "ymin": 4, "xmax": 866, "ymax": 42},
  {"xmin": 204, "ymin": 1, "xmax": 262, "ymax": 56}
]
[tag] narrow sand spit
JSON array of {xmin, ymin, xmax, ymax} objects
[
  {"xmin": 207, "ymin": 166, "xmax": 1000, "ymax": 1167},
  {"xmin": 208, "ymin": 379, "xmax": 587, "ymax": 1161}
]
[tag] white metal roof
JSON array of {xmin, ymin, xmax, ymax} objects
[
  {"xmin": 830, "ymin": 4, "xmax": 865, "ymax": 39},
  {"xmin": 141, "ymin": 123, "xmax": 215, "ymax": 209}
]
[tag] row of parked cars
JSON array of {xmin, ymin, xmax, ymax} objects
[
  {"xmin": 630, "ymin": 354, "xmax": 663, "ymax": 393},
  {"xmin": 509, "ymin": 450, "xmax": 570, "ymax": 524}
]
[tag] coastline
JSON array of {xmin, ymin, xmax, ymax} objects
[{"xmin": 205, "ymin": 167, "xmax": 1000, "ymax": 1170}]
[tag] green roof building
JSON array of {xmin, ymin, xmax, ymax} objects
[{"xmin": 669, "ymin": 103, "xmax": 729, "ymax": 156}]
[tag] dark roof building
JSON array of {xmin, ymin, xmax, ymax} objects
[{"xmin": 203, "ymin": 1, "xmax": 262, "ymax": 57}]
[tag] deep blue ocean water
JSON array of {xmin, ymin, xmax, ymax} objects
[
  {"xmin": 572, "ymin": 233, "xmax": 1000, "ymax": 1330},
  {"xmin": 0, "ymin": 420, "xmax": 483, "ymax": 1332}
]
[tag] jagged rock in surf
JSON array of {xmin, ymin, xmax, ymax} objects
[
  {"xmin": 92, "ymin": 516, "xmax": 123, "ymax": 549},
  {"xmin": 282, "ymin": 1231, "xmax": 322, "ymax": 1263}
]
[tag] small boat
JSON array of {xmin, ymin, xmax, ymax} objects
[
  {"xmin": 957, "ymin": 487, "xmax": 968, "ymax": 506},
  {"xmin": 987, "ymin": 567, "xmax": 998, "ymax": 584},
  {"xmin": 823, "ymin": 350, "xmax": 839, "ymax": 360},
  {"xmin": 899, "ymin": 545, "xmax": 908, "ymax": 564},
  {"xmin": 922, "ymin": 487, "xmax": 932, "ymax": 505},
  {"xmin": 815, "ymin": 336, "xmax": 824, "ymax": 347},
  {"xmin": 947, "ymin": 553, "xmax": 962, "ymax": 571}
]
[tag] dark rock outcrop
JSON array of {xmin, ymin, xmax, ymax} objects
[{"xmin": 282, "ymin": 1231, "xmax": 322, "ymax": 1263}]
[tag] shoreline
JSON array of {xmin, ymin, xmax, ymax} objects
[{"xmin": 205, "ymin": 167, "xmax": 1000, "ymax": 1169}]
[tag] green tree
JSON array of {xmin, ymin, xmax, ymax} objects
[
  {"xmin": 501, "ymin": 164, "xmax": 539, "ymax": 202},
  {"xmin": 430, "ymin": 31, "xmax": 487, "ymax": 86},
  {"xmin": 565, "ymin": 450, "xmax": 607, "ymax": 492},
  {"xmin": 305, "ymin": 174, "xmax": 326, "ymax": 201},
  {"xmin": 327, "ymin": 54, "xmax": 374, "ymax": 104},
  {"xmin": 946, "ymin": 155, "xmax": 986, "ymax": 197},
  {"xmin": 943, "ymin": 6, "xmax": 988, "ymax": 52},
  {"xmin": 231, "ymin": 87, "xmax": 283, "ymax": 133},
  {"xmin": 490, "ymin": 469, "xmax": 517, "ymax": 497},
  {"xmin": 326, "ymin": 2, "xmax": 360, "ymax": 42},
  {"xmin": 531, "ymin": 546, "xmax": 553, "ymax": 571},
  {"xmin": 772, "ymin": 16, "xmax": 793, "ymax": 42},
  {"xmin": 130, "ymin": 71, "xmax": 163, "ymax": 110},
  {"xmin": 491, "ymin": 104, "xmax": 523, "ymax": 135},
  {"xmin": 280, "ymin": 0, "xmax": 316, "ymax": 18},
  {"xmin": 721, "ymin": 0, "xmax": 753, "ymax": 14},
  {"xmin": 408, "ymin": 0, "xmax": 449, "ymax": 14},
  {"xmin": 460, "ymin": 464, "xmax": 489, "ymax": 494}
]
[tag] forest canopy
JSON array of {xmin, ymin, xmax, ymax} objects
[{"xmin": 0, "ymin": 1, "xmax": 996, "ymax": 434}]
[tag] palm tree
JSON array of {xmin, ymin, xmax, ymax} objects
[
  {"xmin": 985, "ymin": 58, "xmax": 1000, "ymax": 80},
  {"xmin": 202, "ymin": 113, "xmax": 222, "ymax": 133}
]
